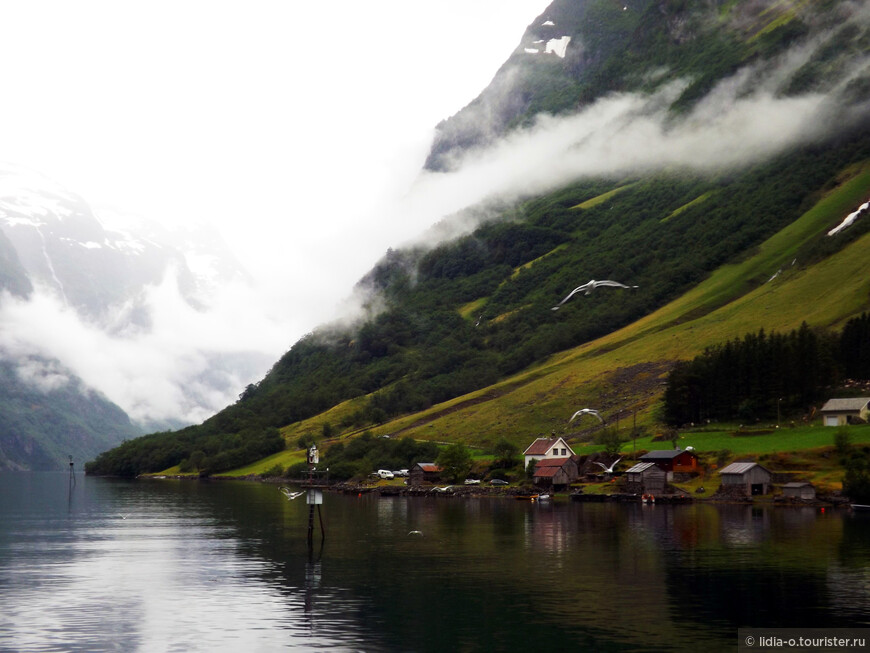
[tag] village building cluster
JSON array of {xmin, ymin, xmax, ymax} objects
[{"xmin": 395, "ymin": 395, "xmax": 870, "ymax": 503}]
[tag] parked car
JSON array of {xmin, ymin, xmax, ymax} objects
[
  {"xmin": 489, "ymin": 479, "xmax": 509, "ymax": 486},
  {"xmin": 377, "ymin": 469, "xmax": 395, "ymax": 480},
  {"xmin": 464, "ymin": 479, "xmax": 481, "ymax": 485},
  {"xmin": 393, "ymin": 469, "xmax": 409, "ymax": 477}
]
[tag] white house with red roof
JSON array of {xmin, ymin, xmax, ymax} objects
[{"xmin": 523, "ymin": 437, "xmax": 575, "ymax": 469}]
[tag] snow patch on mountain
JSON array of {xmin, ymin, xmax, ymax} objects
[{"xmin": 545, "ymin": 36, "xmax": 570, "ymax": 58}]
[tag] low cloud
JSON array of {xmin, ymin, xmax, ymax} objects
[
  {"xmin": 13, "ymin": 356, "xmax": 72, "ymax": 394},
  {"xmin": 0, "ymin": 273, "xmax": 286, "ymax": 425},
  {"xmin": 382, "ymin": 41, "xmax": 869, "ymax": 250}
]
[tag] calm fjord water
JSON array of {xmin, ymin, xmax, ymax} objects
[{"xmin": 1, "ymin": 472, "xmax": 868, "ymax": 652}]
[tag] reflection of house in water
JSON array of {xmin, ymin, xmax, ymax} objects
[
  {"xmin": 522, "ymin": 507, "xmax": 570, "ymax": 557},
  {"xmin": 719, "ymin": 505, "xmax": 771, "ymax": 546},
  {"xmin": 827, "ymin": 514, "xmax": 870, "ymax": 621},
  {"xmin": 376, "ymin": 495, "xmax": 409, "ymax": 526},
  {"xmin": 625, "ymin": 504, "xmax": 716, "ymax": 551}
]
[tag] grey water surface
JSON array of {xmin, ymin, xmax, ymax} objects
[{"xmin": 1, "ymin": 472, "xmax": 868, "ymax": 652}]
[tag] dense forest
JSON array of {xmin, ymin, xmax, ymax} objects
[
  {"xmin": 663, "ymin": 314, "xmax": 870, "ymax": 426},
  {"xmin": 0, "ymin": 357, "xmax": 139, "ymax": 471}
]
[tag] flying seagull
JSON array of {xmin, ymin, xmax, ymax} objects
[
  {"xmin": 569, "ymin": 408, "xmax": 605, "ymax": 424},
  {"xmin": 593, "ymin": 457, "xmax": 622, "ymax": 474},
  {"xmin": 280, "ymin": 487, "xmax": 304, "ymax": 501},
  {"xmin": 552, "ymin": 279, "xmax": 638, "ymax": 310}
]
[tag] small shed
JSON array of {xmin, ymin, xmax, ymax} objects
[
  {"xmin": 409, "ymin": 462, "xmax": 442, "ymax": 487},
  {"xmin": 523, "ymin": 437, "xmax": 575, "ymax": 469},
  {"xmin": 533, "ymin": 457, "xmax": 579, "ymax": 488},
  {"xmin": 640, "ymin": 449, "xmax": 699, "ymax": 476},
  {"xmin": 624, "ymin": 462, "xmax": 667, "ymax": 495},
  {"xmin": 719, "ymin": 462, "xmax": 772, "ymax": 496},
  {"xmin": 782, "ymin": 482, "xmax": 816, "ymax": 500},
  {"xmin": 819, "ymin": 398, "xmax": 870, "ymax": 426}
]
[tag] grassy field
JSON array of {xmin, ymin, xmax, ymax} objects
[
  {"xmin": 570, "ymin": 183, "xmax": 636, "ymax": 210},
  {"xmin": 661, "ymin": 191, "xmax": 716, "ymax": 222}
]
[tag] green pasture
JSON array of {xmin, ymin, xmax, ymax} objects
[{"xmin": 221, "ymin": 161, "xmax": 870, "ymax": 477}]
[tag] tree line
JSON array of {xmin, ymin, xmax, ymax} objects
[{"xmin": 663, "ymin": 314, "xmax": 870, "ymax": 425}]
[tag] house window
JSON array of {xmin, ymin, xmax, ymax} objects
[{"xmin": 561, "ymin": 448, "xmax": 567, "ymax": 455}]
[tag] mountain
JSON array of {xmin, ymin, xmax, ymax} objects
[
  {"xmin": 426, "ymin": 0, "xmax": 870, "ymax": 170},
  {"xmin": 0, "ymin": 168, "xmax": 249, "ymax": 322},
  {"xmin": 0, "ymin": 355, "xmax": 141, "ymax": 471},
  {"xmin": 85, "ymin": 0, "xmax": 870, "ymax": 478},
  {"xmin": 0, "ymin": 168, "xmax": 270, "ymax": 470}
]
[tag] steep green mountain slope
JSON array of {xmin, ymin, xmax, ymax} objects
[
  {"xmin": 85, "ymin": 0, "xmax": 870, "ymax": 477},
  {"xmin": 0, "ymin": 357, "xmax": 141, "ymax": 470},
  {"xmin": 275, "ymin": 161, "xmax": 870, "ymax": 457}
]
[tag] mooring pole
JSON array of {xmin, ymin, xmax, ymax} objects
[
  {"xmin": 306, "ymin": 443, "xmax": 320, "ymax": 548},
  {"xmin": 317, "ymin": 504, "xmax": 326, "ymax": 541}
]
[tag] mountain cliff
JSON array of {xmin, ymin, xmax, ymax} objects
[
  {"xmin": 0, "ymin": 168, "xmax": 267, "ymax": 470},
  {"xmin": 86, "ymin": 0, "xmax": 870, "ymax": 477},
  {"xmin": 426, "ymin": 0, "xmax": 870, "ymax": 169}
]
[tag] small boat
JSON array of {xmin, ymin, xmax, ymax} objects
[
  {"xmin": 851, "ymin": 504, "xmax": 870, "ymax": 512},
  {"xmin": 642, "ymin": 493, "xmax": 655, "ymax": 504},
  {"xmin": 515, "ymin": 494, "xmax": 539, "ymax": 501},
  {"xmin": 537, "ymin": 494, "xmax": 551, "ymax": 501}
]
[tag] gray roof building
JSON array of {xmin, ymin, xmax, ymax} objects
[
  {"xmin": 719, "ymin": 462, "xmax": 772, "ymax": 496},
  {"xmin": 819, "ymin": 397, "xmax": 870, "ymax": 426}
]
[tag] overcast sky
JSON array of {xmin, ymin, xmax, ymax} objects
[{"xmin": 0, "ymin": 0, "xmax": 551, "ymax": 327}]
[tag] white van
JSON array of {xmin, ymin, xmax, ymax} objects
[{"xmin": 377, "ymin": 469, "xmax": 395, "ymax": 480}]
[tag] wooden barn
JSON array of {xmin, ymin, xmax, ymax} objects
[
  {"xmin": 782, "ymin": 482, "xmax": 816, "ymax": 500},
  {"xmin": 533, "ymin": 457, "xmax": 579, "ymax": 489},
  {"xmin": 819, "ymin": 398, "xmax": 870, "ymax": 426},
  {"xmin": 409, "ymin": 462, "xmax": 443, "ymax": 487},
  {"xmin": 640, "ymin": 449, "xmax": 699, "ymax": 477},
  {"xmin": 624, "ymin": 462, "xmax": 667, "ymax": 495},
  {"xmin": 718, "ymin": 462, "xmax": 772, "ymax": 496},
  {"xmin": 523, "ymin": 437, "xmax": 575, "ymax": 469}
]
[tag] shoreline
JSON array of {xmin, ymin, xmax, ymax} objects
[{"xmin": 138, "ymin": 473, "xmax": 851, "ymax": 507}]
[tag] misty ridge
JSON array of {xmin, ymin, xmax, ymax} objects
[
  {"xmin": 401, "ymin": 29, "xmax": 869, "ymax": 248},
  {"xmin": 334, "ymin": 18, "xmax": 869, "ymax": 326}
]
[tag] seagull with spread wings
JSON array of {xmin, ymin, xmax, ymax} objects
[
  {"xmin": 593, "ymin": 457, "xmax": 622, "ymax": 474},
  {"xmin": 552, "ymin": 279, "xmax": 638, "ymax": 310},
  {"xmin": 569, "ymin": 408, "xmax": 605, "ymax": 424},
  {"xmin": 280, "ymin": 487, "xmax": 304, "ymax": 501}
]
